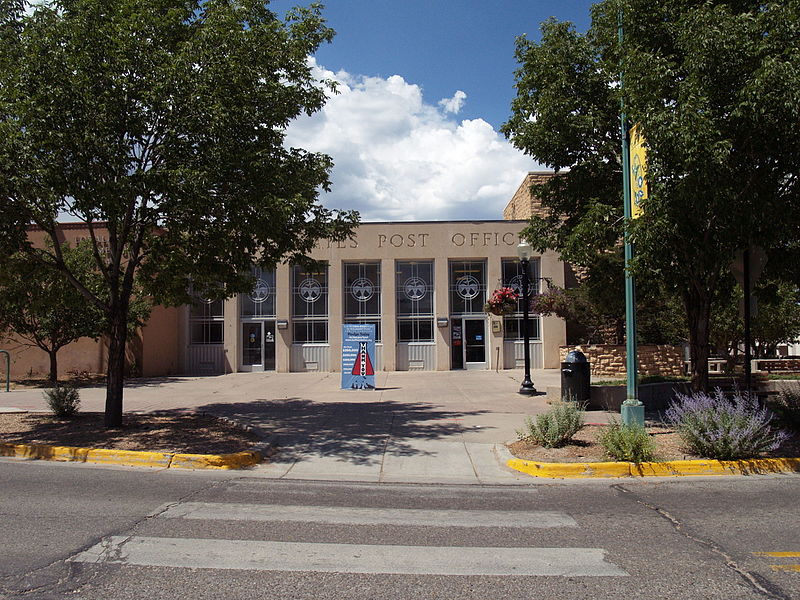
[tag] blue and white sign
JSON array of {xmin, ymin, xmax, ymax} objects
[{"xmin": 341, "ymin": 324, "xmax": 376, "ymax": 390}]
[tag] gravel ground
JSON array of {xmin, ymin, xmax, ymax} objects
[
  {"xmin": 0, "ymin": 412, "xmax": 261, "ymax": 455},
  {"xmin": 507, "ymin": 423, "xmax": 800, "ymax": 463}
]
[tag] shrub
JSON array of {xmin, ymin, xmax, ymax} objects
[
  {"xmin": 665, "ymin": 389, "xmax": 787, "ymax": 460},
  {"xmin": 598, "ymin": 421, "xmax": 657, "ymax": 463},
  {"xmin": 517, "ymin": 402, "xmax": 585, "ymax": 448},
  {"xmin": 772, "ymin": 383, "xmax": 800, "ymax": 432},
  {"xmin": 44, "ymin": 385, "xmax": 80, "ymax": 418}
]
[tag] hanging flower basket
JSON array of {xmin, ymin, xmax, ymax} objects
[{"xmin": 484, "ymin": 287, "xmax": 519, "ymax": 316}]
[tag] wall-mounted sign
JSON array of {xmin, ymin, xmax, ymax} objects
[{"xmin": 341, "ymin": 324, "xmax": 376, "ymax": 390}]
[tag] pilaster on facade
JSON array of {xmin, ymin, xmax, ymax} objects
[
  {"xmin": 275, "ymin": 264, "xmax": 291, "ymax": 373},
  {"xmin": 380, "ymin": 258, "xmax": 397, "ymax": 371}
]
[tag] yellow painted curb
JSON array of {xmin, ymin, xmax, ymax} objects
[
  {"xmin": 171, "ymin": 451, "xmax": 261, "ymax": 470},
  {"xmin": 0, "ymin": 442, "xmax": 261, "ymax": 470},
  {"xmin": 507, "ymin": 457, "xmax": 800, "ymax": 479}
]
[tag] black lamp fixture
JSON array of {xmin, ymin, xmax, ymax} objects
[{"xmin": 517, "ymin": 240, "xmax": 536, "ymax": 396}]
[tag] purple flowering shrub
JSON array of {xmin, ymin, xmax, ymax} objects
[{"xmin": 665, "ymin": 389, "xmax": 787, "ymax": 460}]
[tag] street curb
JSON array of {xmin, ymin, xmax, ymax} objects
[
  {"xmin": 507, "ymin": 457, "xmax": 800, "ymax": 479},
  {"xmin": 0, "ymin": 442, "xmax": 261, "ymax": 470}
]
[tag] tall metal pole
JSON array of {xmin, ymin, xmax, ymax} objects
[
  {"xmin": 519, "ymin": 255, "xmax": 536, "ymax": 395},
  {"xmin": 743, "ymin": 247, "xmax": 752, "ymax": 392},
  {"xmin": 619, "ymin": 9, "xmax": 644, "ymax": 426}
]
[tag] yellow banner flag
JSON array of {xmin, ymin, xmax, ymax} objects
[{"xmin": 629, "ymin": 124, "xmax": 647, "ymax": 219}]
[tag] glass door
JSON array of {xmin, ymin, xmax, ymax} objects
[
  {"xmin": 463, "ymin": 318, "xmax": 487, "ymax": 369},
  {"xmin": 241, "ymin": 321, "xmax": 276, "ymax": 372},
  {"xmin": 263, "ymin": 321, "xmax": 276, "ymax": 371},
  {"xmin": 242, "ymin": 322, "xmax": 263, "ymax": 371}
]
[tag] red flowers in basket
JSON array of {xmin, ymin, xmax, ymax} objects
[{"xmin": 484, "ymin": 287, "xmax": 519, "ymax": 316}]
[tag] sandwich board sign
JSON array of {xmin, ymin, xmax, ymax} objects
[{"xmin": 341, "ymin": 324, "xmax": 376, "ymax": 390}]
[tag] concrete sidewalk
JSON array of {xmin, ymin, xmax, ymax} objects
[{"xmin": 1, "ymin": 370, "xmax": 618, "ymax": 484}]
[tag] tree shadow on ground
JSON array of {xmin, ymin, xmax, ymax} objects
[
  {"xmin": 11, "ymin": 375, "xmax": 197, "ymax": 390},
  {"xmin": 198, "ymin": 398, "xmax": 492, "ymax": 466},
  {"xmin": 0, "ymin": 412, "xmax": 258, "ymax": 454}
]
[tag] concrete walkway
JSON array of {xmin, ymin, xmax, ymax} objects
[{"xmin": 1, "ymin": 370, "xmax": 618, "ymax": 484}]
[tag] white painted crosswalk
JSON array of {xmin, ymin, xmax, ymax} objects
[
  {"xmin": 72, "ymin": 536, "xmax": 627, "ymax": 576},
  {"xmin": 156, "ymin": 502, "xmax": 580, "ymax": 528},
  {"xmin": 70, "ymin": 500, "xmax": 628, "ymax": 578}
]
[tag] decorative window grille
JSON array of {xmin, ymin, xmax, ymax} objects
[
  {"xmin": 501, "ymin": 258, "xmax": 542, "ymax": 341},
  {"xmin": 240, "ymin": 267, "xmax": 276, "ymax": 319},
  {"xmin": 343, "ymin": 262, "xmax": 381, "ymax": 341},
  {"xmin": 395, "ymin": 261, "xmax": 434, "ymax": 342},
  {"xmin": 449, "ymin": 260, "xmax": 486, "ymax": 315},
  {"xmin": 189, "ymin": 295, "xmax": 224, "ymax": 345},
  {"xmin": 292, "ymin": 264, "xmax": 328, "ymax": 343}
]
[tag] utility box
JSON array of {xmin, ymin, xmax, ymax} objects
[{"xmin": 561, "ymin": 350, "xmax": 590, "ymax": 404}]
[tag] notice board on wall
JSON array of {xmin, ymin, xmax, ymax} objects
[{"xmin": 341, "ymin": 324, "xmax": 376, "ymax": 390}]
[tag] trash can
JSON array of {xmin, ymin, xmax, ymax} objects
[{"xmin": 561, "ymin": 350, "xmax": 590, "ymax": 404}]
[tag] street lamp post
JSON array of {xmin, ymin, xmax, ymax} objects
[{"xmin": 517, "ymin": 241, "xmax": 536, "ymax": 396}]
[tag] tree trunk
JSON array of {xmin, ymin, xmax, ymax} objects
[
  {"xmin": 685, "ymin": 288, "xmax": 712, "ymax": 392},
  {"xmin": 105, "ymin": 311, "xmax": 128, "ymax": 428},
  {"xmin": 48, "ymin": 350, "xmax": 58, "ymax": 383}
]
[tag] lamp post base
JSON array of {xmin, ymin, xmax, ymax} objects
[
  {"xmin": 621, "ymin": 400, "xmax": 645, "ymax": 426},
  {"xmin": 518, "ymin": 379, "xmax": 537, "ymax": 396}
]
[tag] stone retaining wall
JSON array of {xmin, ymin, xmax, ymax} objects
[
  {"xmin": 559, "ymin": 344, "xmax": 684, "ymax": 378},
  {"xmin": 754, "ymin": 359, "xmax": 800, "ymax": 373}
]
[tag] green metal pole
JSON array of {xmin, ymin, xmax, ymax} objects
[{"xmin": 618, "ymin": 9, "xmax": 644, "ymax": 426}]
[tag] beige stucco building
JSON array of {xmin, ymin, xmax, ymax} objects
[
  {"xmin": 4, "ymin": 217, "xmax": 567, "ymax": 379},
  {"xmin": 184, "ymin": 220, "xmax": 565, "ymax": 376}
]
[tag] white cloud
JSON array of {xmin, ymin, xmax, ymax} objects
[
  {"xmin": 438, "ymin": 90, "xmax": 467, "ymax": 114},
  {"xmin": 285, "ymin": 59, "xmax": 541, "ymax": 222}
]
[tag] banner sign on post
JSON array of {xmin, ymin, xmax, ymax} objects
[
  {"xmin": 341, "ymin": 324, "xmax": 376, "ymax": 390},
  {"xmin": 629, "ymin": 123, "xmax": 647, "ymax": 219}
]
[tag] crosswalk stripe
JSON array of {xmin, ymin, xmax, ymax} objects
[
  {"xmin": 157, "ymin": 502, "xmax": 579, "ymax": 529},
  {"xmin": 71, "ymin": 536, "xmax": 628, "ymax": 576}
]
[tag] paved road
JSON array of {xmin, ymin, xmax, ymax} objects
[
  {"xmin": 2, "ymin": 460, "xmax": 798, "ymax": 600},
  {"xmin": 1, "ymin": 370, "xmax": 618, "ymax": 484}
]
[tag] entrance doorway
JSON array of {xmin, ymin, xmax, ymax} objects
[
  {"xmin": 240, "ymin": 320, "xmax": 276, "ymax": 371},
  {"xmin": 451, "ymin": 318, "xmax": 487, "ymax": 370}
]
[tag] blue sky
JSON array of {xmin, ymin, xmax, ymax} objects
[
  {"xmin": 304, "ymin": 1, "xmax": 594, "ymax": 129},
  {"xmin": 275, "ymin": 1, "xmax": 596, "ymax": 221}
]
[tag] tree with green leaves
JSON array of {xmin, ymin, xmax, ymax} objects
[
  {"xmin": 752, "ymin": 281, "xmax": 800, "ymax": 358},
  {"xmin": 0, "ymin": 240, "xmax": 151, "ymax": 382},
  {"xmin": 532, "ymin": 250, "xmax": 687, "ymax": 346},
  {"xmin": 711, "ymin": 277, "xmax": 800, "ymax": 368},
  {"xmin": 0, "ymin": 243, "xmax": 104, "ymax": 382},
  {"xmin": 0, "ymin": 0, "xmax": 358, "ymax": 426},
  {"xmin": 503, "ymin": 0, "xmax": 800, "ymax": 391}
]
